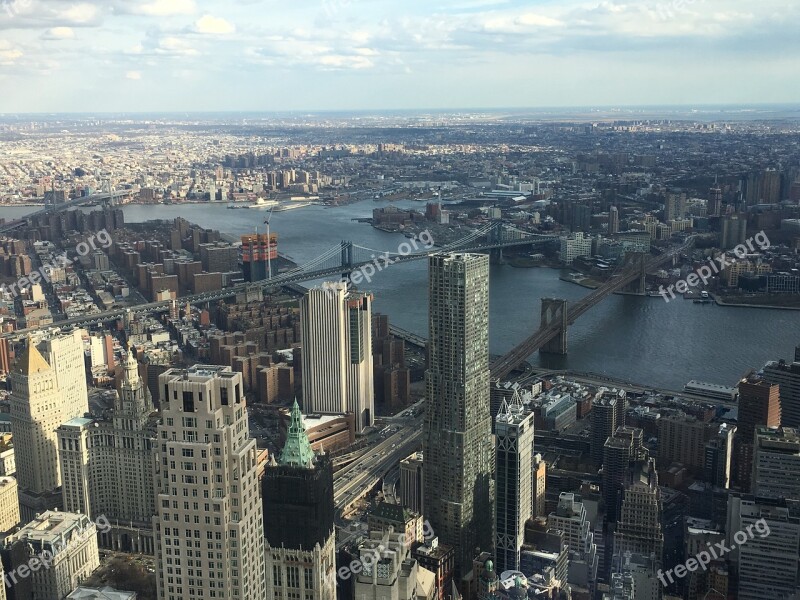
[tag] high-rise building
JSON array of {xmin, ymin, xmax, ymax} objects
[
  {"xmin": 57, "ymin": 344, "xmax": 157, "ymax": 553},
  {"xmin": 720, "ymin": 214, "xmax": 748, "ymax": 249},
  {"xmin": 726, "ymin": 496, "xmax": 800, "ymax": 600},
  {"xmin": 608, "ymin": 206, "xmax": 620, "ymax": 235},
  {"xmin": 263, "ymin": 401, "xmax": 336, "ymax": 600},
  {"xmin": 495, "ymin": 392, "xmax": 534, "ymax": 573},
  {"xmin": 762, "ymin": 359, "xmax": 800, "ymax": 427},
  {"xmin": 300, "ymin": 284, "xmax": 374, "ymax": 432},
  {"xmin": 423, "ymin": 253, "xmax": 493, "ymax": 577},
  {"xmin": 547, "ymin": 493, "xmax": 598, "ymax": 592},
  {"xmin": 656, "ymin": 412, "xmax": 714, "ymax": 472},
  {"xmin": 752, "ymin": 427, "xmax": 800, "ymax": 499},
  {"xmin": 532, "ymin": 454, "xmax": 547, "ymax": 519},
  {"xmin": 154, "ymin": 366, "xmax": 266, "ymax": 600},
  {"xmin": 9, "ymin": 341, "xmax": 63, "ymax": 521},
  {"xmin": 708, "ymin": 185, "xmax": 723, "ymax": 217},
  {"xmin": 735, "ymin": 375, "xmax": 781, "ymax": 491},
  {"xmin": 0, "ymin": 477, "xmax": 19, "ymax": 534},
  {"xmin": 591, "ymin": 389, "xmax": 626, "ymax": 468},
  {"xmin": 703, "ymin": 423, "xmax": 735, "ymax": 489},
  {"xmin": 241, "ymin": 233, "xmax": 277, "ymax": 282},
  {"xmin": 40, "ymin": 330, "xmax": 89, "ymax": 422},
  {"xmin": 612, "ymin": 460, "xmax": 663, "ymax": 564},
  {"xmin": 400, "ymin": 451, "xmax": 424, "ymax": 515},
  {"xmin": 602, "ymin": 426, "xmax": 646, "ymax": 523},
  {"xmin": 664, "ymin": 192, "xmax": 686, "ymax": 222}
]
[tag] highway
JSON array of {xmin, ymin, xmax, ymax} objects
[{"xmin": 0, "ymin": 190, "xmax": 131, "ymax": 234}]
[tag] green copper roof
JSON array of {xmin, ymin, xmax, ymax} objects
[{"xmin": 278, "ymin": 400, "xmax": 315, "ymax": 468}]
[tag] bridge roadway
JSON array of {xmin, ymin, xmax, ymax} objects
[
  {"xmin": 1, "ymin": 233, "xmax": 556, "ymax": 340},
  {"xmin": 489, "ymin": 237, "xmax": 696, "ymax": 381},
  {"xmin": 0, "ymin": 191, "xmax": 131, "ymax": 234}
]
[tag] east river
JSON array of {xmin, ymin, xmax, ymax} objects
[{"xmin": 2, "ymin": 200, "xmax": 796, "ymax": 391}]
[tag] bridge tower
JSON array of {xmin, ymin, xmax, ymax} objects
[
  {"xmin": 489, "ymin": 221, "xmax": 505, "ymax": 264},
  {"xmin": 540, "ymin": 298, "xmax": 568, "ymax": 355},
  {"xmin": 623, "ymin": 252, "xmax": 648, "ymax": 294},
  {"xmin": 340, "ymin": 240, "xmax": 354, "ymax": 282}
]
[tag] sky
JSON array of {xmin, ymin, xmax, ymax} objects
[{"xmin": 0, "ymin": 0, "xmax": 797, "ymax": 113}]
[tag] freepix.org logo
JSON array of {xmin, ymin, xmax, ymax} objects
[{"xmin": 657, "ymin": 230, "xmax": 771, "ymax": 302}]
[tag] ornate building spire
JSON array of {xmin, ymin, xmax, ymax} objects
[{"xmin": 279, "ymin": 400, "xmax": 315, "ymax": 468}]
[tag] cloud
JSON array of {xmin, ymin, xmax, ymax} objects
[
  {"xmin": 134, "ymin": 0, "xmax": 196, "ymax": 17},
  {"xmin": 41, "ymin": 27, "xmax": 76, "ymax": 40},
  {"xmin": 125, "ymin": 70, "xmax": 142, "ymax": 79},
  {"xmin": 0, "ymin": 41, "xmax": 22, "ymax": 65},
  {"xmin": 194, "ymin": 15, "xmax": 235, "ymax": 35},
  {"xmin": 59, "ymin": 3, "xmax": 101, "ymax": 25}
]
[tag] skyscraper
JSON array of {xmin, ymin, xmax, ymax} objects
[
  {"xmin": 708, "ymin": 184, "xmax": 723, "ymax": 217},
  {"xmin": 602, "ymin": 426, "xmax": 646, "ymax": 523},
  {"xmin": 608, "ymin": 206, "xmax": 620, "ymax": 235},
  {"xmin": 57, "ymin": 343, "xmax": 157, "ymax": 553},
  {"xmin": 752, "ymin": 427, "xmax": 800, "ymax": 500},
  {"xmin": 300, "ymin": 284, "xmax": 374, "ymax": 432},
  {"xmin": 495, "ymin": 391, "xmax": 534, "ymax": 573},
  {"xmin": 9, "ymin": 341, "xmax": 63, "ymax": 521},
  {"xmin": 762, "ymin": 359, "xmax": 800, "ymax": 427},
  {"xmin": 591, "ymin": 389, "xmax": 626, "ymax": 468},
  {"xmin": 735, "ymin": 375, "xmax": 781, "ymax": 491},
  {"xmin": 423, "ymin": 253, "xmax": 493, "ymax": 578},
  {"xmin": 263, "ymin": 401, "xmax": 336, "ymax": 600},
  {"xmin": 612, "ymin": 459, "xmax": 663, "ymax": 564},
  {"xmin": 154, "ymin": 365, "xmax": 266, "ymax": 600},
  {"xmin": 704, "ymin": 423, "xmax": 736, "ymax": 489},
  {"xmin": 40, "ymin": 329, "xmax": 89, "ymax": 422}
]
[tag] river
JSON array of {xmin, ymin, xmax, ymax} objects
[{"xmin": 2, "ymin": 201, "xmax": 796, "ymax": 390}]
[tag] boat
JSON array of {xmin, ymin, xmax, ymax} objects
[{"xmin": 227, "ymin": 203, "xmax": 250, "ymax": 209}]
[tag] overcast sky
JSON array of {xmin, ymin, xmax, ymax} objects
[{"xmin": 0, "ymin": 0, "xmax": 797, "ymax": 113}]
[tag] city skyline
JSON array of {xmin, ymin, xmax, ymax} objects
[{"xmin": 0, "ymin": 0, "xmax": 798, "ymax": 113}]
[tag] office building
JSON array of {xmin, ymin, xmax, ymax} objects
[
  {"xmin": 602, "ymin": 427, "xmax": 646, "ymax": 522},
  {"xmin": 423, "ymin": 253, "xmax": 493, "ymax": 577},
  {"xmin": 0, "ymin": 477, "xmax": 19, "ymax": 533},
  {"xmin": 263, "ymin": 401, "xmax": 336, "ymax": 600},
  {"xmin": 591, "ymin": 389, "xmax": 626, "ymax": 467},
  {"xmin": 559, "ymin": 232, "xmax": 592, "ymax": 264},
  {"xmin": 656, "ymin": 413, "xmax": 714, "ymax": 472},
  {"xmin": 12, "ymin": 511, "xmax": 99, "ymax": 600},
  {"xmin": 532, "ymin": 454, "xmax": 547, "ymax": 519},
  {"xmin": 495, "ymin": 392, "xmax": 534, "ymax": 573},
  {"xmin": 703, "ymin": 423, "xmax": 735, "ymax": 489},
  {"xmin": 9, "ymin": 341, "xmax": 63, "ymax": 521},
  {"xmin": 612, "ymin": 460, "xmax": 663, "ymax": 564},
  {"xmin": 400, "ymin": 451, "xmax": 424, "ymax": 515},
  {"xmin": 752, "ymin": 427, "xmax": 800, "ymax": 499},
  {"xmin": 154, "ymin": 366, "xmax": 266, "ymax": 600},
  {"xmin": 735, "ymin": 375, "xmax": 781, "ymax": 491},
  {"xmin": 606, "ymin": 552, "xmax": 662, "ymax": 600},
  {"xmin": 708, "ymin": 185, "xmax": 723, "ymax": 217},
  {"xmin": 412, "ymin": 538, "xmax": 455, "ymax": 600},
  {"xmin": 353, "ymin": 529, "xmax": 436, "ymax": 600},
  {"xmin": 726, "ymin": 496, "xmax": 800, "ymax": 600},
  {"xmin": 762, "ymin": 359, "xmax": 800, "ymax": 427},
  {"xmin": 40, "ymin": 329, "xmax": 90, "ymax": 422},
  {"xmin": 547, "ymin": 493, "xmax": 598, "ymax": 591},
  {"xmin": 300, "ymin": 284, "xmax": 374, "ymax": 432},
  {"xmin": 57, "ymin": 345, "xmax": 157, "ymax": 553}
]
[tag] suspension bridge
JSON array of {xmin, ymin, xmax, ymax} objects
[
  {"xmin": 489, "ymin": 235, "xmax": 696, "ymax": 379},
  {"xmin": 1, "ymin": 221, "xmax": 557, "ymax": 339}
]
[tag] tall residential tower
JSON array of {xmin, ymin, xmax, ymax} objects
[{"xmin": 423, "ymin": 253, "xmax": 493, "ymax": 578}]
